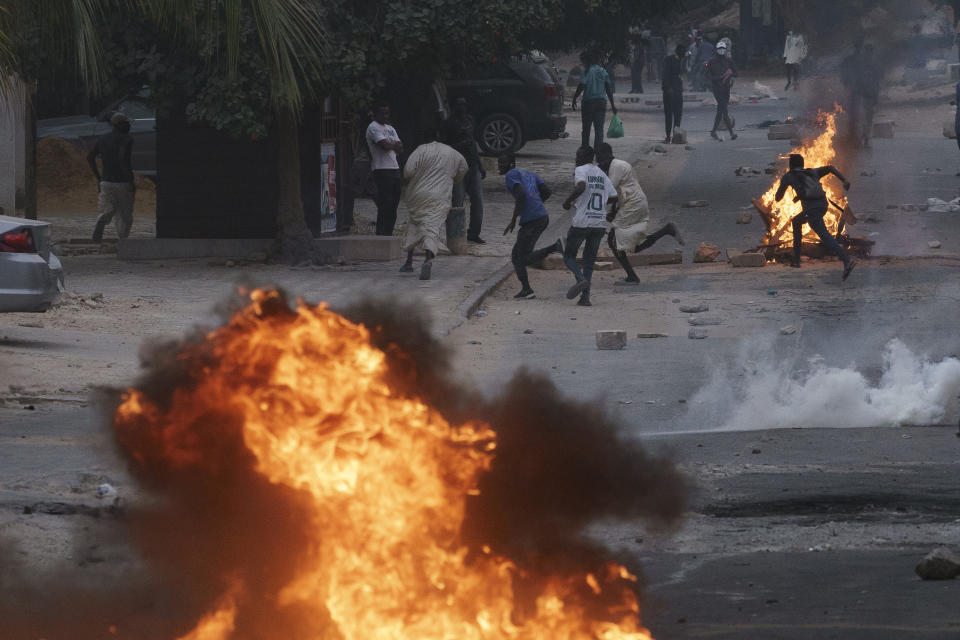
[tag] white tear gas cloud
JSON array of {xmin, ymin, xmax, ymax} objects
[{"xmin": 688, "ymin": 339, "xmax": 960, "ymax": 431}]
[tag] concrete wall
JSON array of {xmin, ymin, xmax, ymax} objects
[{"xmin": 0, "ymin": 78, "xmax": 26, "ymax": 216}]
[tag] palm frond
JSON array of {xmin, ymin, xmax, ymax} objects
[{"xmin": 136, "ymin": 0, "xmax": 328, "ymax": 113}]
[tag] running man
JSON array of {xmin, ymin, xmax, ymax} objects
[
  {"xmin": 561, "ymin": 146, "xmax": 618, "ymax": 306},
  {"xmin": 596, "ymin": 144, "xmax": 684, "ymax": 284},
  {"xmin": 398, "ymin": 127, "xmax": 467, "ymax": 280},
  {"xmin": 500, "ymin": 154, "xmax": 563, "ymax": 299},
  {"xmin": 775, "ymin": 153, "xmax": 856, "ymax": 280}
]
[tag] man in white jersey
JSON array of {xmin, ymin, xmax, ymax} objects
[{"xmin": 560, "ymin": 146, "xmax": 618, "ymax": 306}]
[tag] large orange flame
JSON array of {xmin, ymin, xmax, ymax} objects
[
  {"xmin": 116, "ymin": 289, "xmax": 654, "ymax": 639},
  {"xmin": 760, "ymin": 108, "xmax": 848, "ymax": 248}
]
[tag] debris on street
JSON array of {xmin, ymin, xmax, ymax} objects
[
  {"xmin": 679, "ymin": 303, "xmax": 709, "ymax": 313},
  {"xmin": 596, "ymin": 330, "xmax": 627, "ymax": 350},
  {"xmin": 693, "ymin": 242, "xmax": 721, "ymax": 263},
  {"xmin": 915, "ymin": 547, "xmax": 960, "ymax": 580}
]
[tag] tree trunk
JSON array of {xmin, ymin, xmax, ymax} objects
[
  {"xmin": 273, "ymin": 106, "xmax": 316, "ymax": 263},
  {"xmin": 25, "ymin": 82, "xmax": 37, "ymax": 220}
]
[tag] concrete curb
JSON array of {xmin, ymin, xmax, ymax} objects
[{"xmin": 454, "ymin": 261, "xmax": 515, "ymax": 322}]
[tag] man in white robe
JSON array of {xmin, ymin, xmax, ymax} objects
[
  {"xmin": 399, "ymin": 129, "xmax": 468, "ymax": 280},
  {"xmin": 596, "ymin": 143, "xmax": 684, "ymax": 284}
]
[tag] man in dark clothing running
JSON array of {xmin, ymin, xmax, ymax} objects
[
  {"xmin": 662, "ymin": 44, "xmax": 686, "ymax": 143},
  {"xmin": 775, "ymin": 154, "xmax": 856, "ymax": 280},
  {"xmin": 443, "ymin": 97, "xmax": 486, "ymax": 243},
  {"xmin": 87, "ymin": 113, "xmax": 135, "ymax": 242},
  {"xmin": 500, "ymin": 154, "xmax": 563, "ymax": 299},
  {"xmin": 707, "ymin": 40, "xmax": 737, "ymax": 141}
]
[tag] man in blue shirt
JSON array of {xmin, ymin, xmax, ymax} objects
[
  {"xmin": 571, "ymin": 50, "xmax": 618, "ymax": 149},
  {"xmin": 500, "ymin": 154, "xmax": 563, "ymax": 299}
]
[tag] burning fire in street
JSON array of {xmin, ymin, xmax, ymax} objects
[
  {"xmin": 110, "ymin": 289, "xmax": 659, "ymax": 639},
  {"xmin": 753, "ymin": 108, "xmax": 855, "ymax": 252}
]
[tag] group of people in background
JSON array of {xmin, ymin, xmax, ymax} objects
[{"xmin": 359, "ymin": 25, "xmax": 871, "ymax": 291}]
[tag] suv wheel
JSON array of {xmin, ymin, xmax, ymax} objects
[{"xmin": 478, "ymin": 113, "xmax": 522, "ymax": 155}]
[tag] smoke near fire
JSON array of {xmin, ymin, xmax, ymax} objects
[{"xmin": 0, "ymin": 289, "xmax": 689, "ymax": 639}]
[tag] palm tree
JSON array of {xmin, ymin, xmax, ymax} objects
[
  {"xmin": 140, "ymin": 0, "xmax": 328, "ymax": 263},
  {"xmin": 1, "ymin": 1, "xmax": 327, "ymax": 260}
]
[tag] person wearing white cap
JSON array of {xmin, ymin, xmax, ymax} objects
[
  {"xmin": 87, "ymin": 112, "xmax": 136, "ymax": 242},
  {"xmin": 706, "ymin": 40, "xmax": 737, "ymax": 141}
]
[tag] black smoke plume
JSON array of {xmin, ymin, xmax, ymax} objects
[{"xmin": 0, "ymin": 290, "xmax": 690, "ymax": 638}]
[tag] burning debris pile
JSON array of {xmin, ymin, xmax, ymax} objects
[
  {"xmin": 2, "ymin": 289, "xmax": 689, "ymax": 639},
  {"xmin": 751, "ymin": 109, "xmax": 874, "ymax": 262}
]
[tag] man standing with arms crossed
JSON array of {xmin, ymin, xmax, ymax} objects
[
  {"xmin": 500, "ymin": 154, "xmax": 563, "ymax": 299},
  {"xmin": 775, "ymin": 153, "xmax": 856, "ymax": 280},
  {"xmin": 561, "ymin": 146, "xmax": 618, "ymax": 307},
  {"xmin": 571, "ymin": 50, "xmax": 618, "ymax": 150},
  {"xmin": 88, "ymin": 113, "xmax": 135, "ymax": 242},
  {"xmin": 366, "ymin": 104, "xmax": 404, "ymax": 235}
]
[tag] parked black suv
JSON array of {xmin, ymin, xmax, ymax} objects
[{"xmin": 447, "ymin": 52, "xmax": 567, "ymax": 156}]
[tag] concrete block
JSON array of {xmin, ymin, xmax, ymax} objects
[
  {"xmin": 767, "ymin": 123, "xmax": 799, "ymax": 140},
  {"xmin": 943, "ymin": 121, "xmax": 956, "ymax": 139},
  {"xmin": 320, "ymin": 235, "xmax": 402, "ymax": 261},
  {"xmin": 445, "ymin": 207, "xmax": 467, "ymax": 255},
  {"xmin": 727, "ymin": 249, "xmax": 766, "ymax": 267},
  {"xmin": 596, "ymin": 330, "xmax": 627, "ymax": 350},
  {"xmin": 950, "ymin": 63, "xmax": 960, "ymax": 81},
  {"xmin": 872, "ymin": 121, "xmax": 895, "ymax": 138},
  {"xmin": 627, "ymin": 251, "xmax": 682, "ymax": 266},
  {"xmin": 592, "ymin": 261, "xmax": 615, "ymax": 271},
  {"xmin": 736, "ymin": 210, "xmax": 753, "ymax": 224},
  {"xmin": 926, "ymin": 59, "xmax": 947, "ymax": 73}
]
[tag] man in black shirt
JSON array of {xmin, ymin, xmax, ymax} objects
[
  {"xmin": 443, "ymin": 97, "xmax": 486, "ymax": 243},
  {"xmin": 775, "ymin": 154, "xmax": 856, "ymax": 280},
  {"xmin": 87, "ymin": 113, "xmax": 135, "ymax": 242},
  {"xmin": 662, "ymin": 44, "xmax": 686, "ymax": 143},
  {"xmin": 707, "ymin": 40, "xmax": 737, "ymax": 141}
]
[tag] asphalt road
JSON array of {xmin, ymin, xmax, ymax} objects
[{"xmin": 3, "ymin": 77, "xmax": 960, "ymax": 639}]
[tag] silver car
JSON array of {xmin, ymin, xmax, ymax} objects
[{"xmin": 0, "ymin": 215, "xmax": 64, "ymax": 312}]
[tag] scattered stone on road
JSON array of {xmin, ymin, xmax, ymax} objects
[
  {"xmin": 688, "ymin": 317, "xmax": 721, "ymax": 326},
  {"xmin": 523, "ymin": 329, "xmax": 533, "ymax": 334},
  {"xmin": 928, "ymin": 240, "xmax": 942, "ymax": 249},
  {"xmin": 915, "ymin": 547, "xmax": 960, "ymax": 580},
  {"xmin": 636, "ymin": 333, "xmax": 667, "ymax": 339},
  {"xmin": 683, "ymin": 200, "xmax": 709, "ymax": 208},
  {"xmin": 688, "ymin": 328, "xmax": 709, "ymax": 340},
  {"xmin": 736, "ymin": 210, "xmax": 753, "ymax": 224},
  {"xmin": 694, "ymin": 242, "xmax": 721, "ymax": 263},
  {"xmin": 780, "ymin": 325, "xmax": 799, "ymax": 335},
  {"xmin": 679, "ymin": 303, "xmax": 709, "ymax": 313},
  {"xmin": 596, "ymin": 330, "xmax": 628, "ymax": 350},
  {"xmin": 728, "ymin": 250, "xmax": 766, "ymax": 268},
  {"xmin": 735, "ymin": 166, "xmax": 762, "ymax": 176}
]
